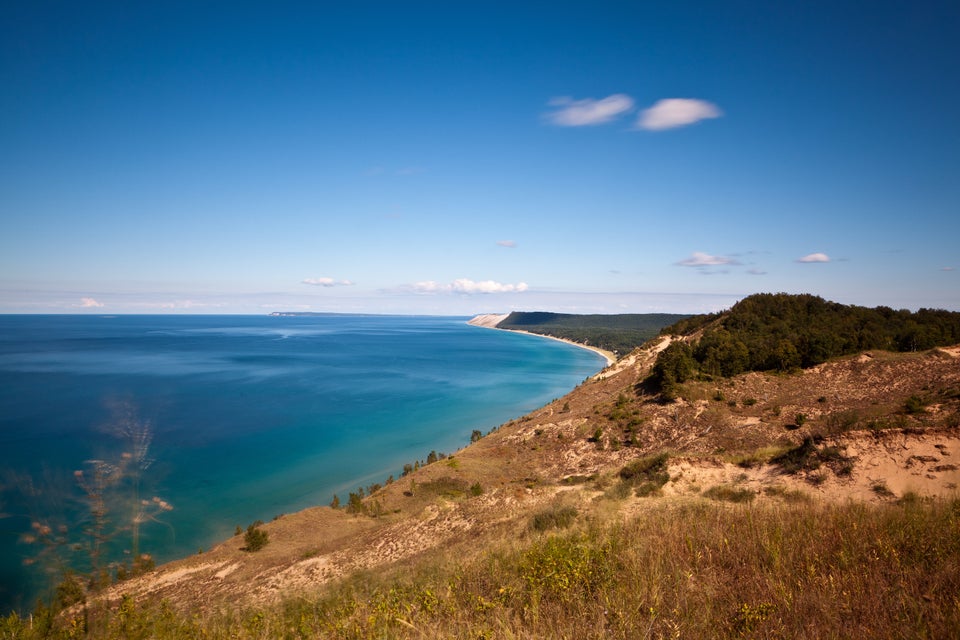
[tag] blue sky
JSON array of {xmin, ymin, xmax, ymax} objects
[{"xmin": 2, "ymin": 1, "xmax": 958, "ymax": 315}]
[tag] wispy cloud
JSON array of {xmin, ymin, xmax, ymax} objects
[
  {"xmin": 544, "ymin": 94, "xmax": 634, "ymax": 126},
  {"xmin": 302, "ymin": 277, "xmax": 355, "ymax": 287},
  {"xmin": 637, "ymin": 98, "xmax": 722, "ymax": 131},
  {"xmin": 676, "ymin": 252, "xmax": 740, "ymax": 267},
  {"xmin": 747, "ymin": 268, "xmax": 768, "ymax": 275},
  {"xmin": 496, "ymin": 240, "xmax": 517, "ymax": 248},
  {"xmin": 796, "ymin": 253, "xmax": 831, "ymax": 263},
  {"xmin": 79, "ymin": 297, "xmax": 104, "ymax": 308},
  {"xmin": 941, "ymin": 266, "xmax": 955, "ymax": 272},
  {"xmin": 410, "ymin": 278, "xmax": 529, "ymax": 294}
]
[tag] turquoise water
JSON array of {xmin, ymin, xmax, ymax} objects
[{"xmin": 0, "ymin": 314, "xmax": 604, "ymax": 612}]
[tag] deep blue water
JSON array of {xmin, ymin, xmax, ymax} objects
[{"xmin": 0, "ymin": 314, "xmax": 604, "ymax": 612}]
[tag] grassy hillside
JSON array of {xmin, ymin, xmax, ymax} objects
[
  {"xmin": 11, "ymin": 498, "xmax": 958, "ymax": 638},
  {"xmin": 498, "ymin": 312, "xmax": 689, "ymax": 355}
]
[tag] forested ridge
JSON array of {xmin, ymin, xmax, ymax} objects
[
  {"xmin": 652, "ymin": 293, "xmax": 960, "ymax": 395},
  {"xmin": 498, "ymin": 312, "xmax": 689, "ymax": 354}
]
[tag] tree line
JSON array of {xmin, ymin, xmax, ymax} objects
[
  {"xmin": 650, "ymin": 293, "xmax": 960, "ymax": 398},
  {"xmin": 498, "ymin": 312, "xmax": 690, "ymax": 355}
]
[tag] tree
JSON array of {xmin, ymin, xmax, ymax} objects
[{"xmin": 651, "ymin": 341, "xmax": 697, "ymax": 400}]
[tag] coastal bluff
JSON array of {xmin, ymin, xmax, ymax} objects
[{"xmin": 466, "ymin": 313, "xmax": 509, "ymax": 328}]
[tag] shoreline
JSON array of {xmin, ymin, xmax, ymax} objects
[{"xmin": 466, "ymin": 316, "xmax": 616, "ymax": 368}]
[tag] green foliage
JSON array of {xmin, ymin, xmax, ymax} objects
[
  {"xmin": 470, "ymin": 429, "xmax": 483, "ymax": 442},
  {"xmin": 347, "ymin": 490, "xmax": 367, "ymax": 515},
  {"xmin": 904, "ymin": 394, "xmax": 928, "ymax": 414},
  {"xmin": 498, "ymin": 312, "xmax": 690, "ymax": 354},
  {"xmin": 649, "ymin": 341, "xmax": 697, "ymax": 399},
  {"xmin": 695, "ymin": 329, "xmax": 750, "ymax": 377},
  {"xmin": 655, "ymin": 293, "xmax": 960, "ymax": 382},
  {"xmin": 618, "ymin": 453, "xmax": 671, "ymax": 496},
  {"xmin": 243, "ymin": 523, "xmax": 269, "ymax": 552},
  {"xmin": 54, "ymin": 571, "xmax": 86, "ymax": 609}
]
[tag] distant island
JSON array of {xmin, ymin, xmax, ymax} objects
[{"xmin": 269, "ymin": 311, "xmax": 367, "ymax": 317}]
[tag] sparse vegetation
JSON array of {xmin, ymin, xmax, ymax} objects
[
  {"xmin": 770, "ymin": 436, "xmax": 854, "ymax": 477},
  {"xmin": 703, "ymin": 484, "xmax": 756, "ymax": 503},
  {"xmin": 529, "ymin": 504, "xmax": 578, "ymax": 531},
  {"xmin": 872, "ymin": 481, "xmax": 896, "ymax": 499}
]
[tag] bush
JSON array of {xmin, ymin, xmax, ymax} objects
[
  {"xmin": 904, "ymin": 395, "xmax": 927, "ymax": 414},
  {"xmin": 244, "ymin": 523, "xmax": 269, "ymax": 552},
  {"xmin": 530, "ymin": 505, "xmax": 578, "ymax": 532},
  {"xmin": 618, "ymin": 453, "xmax": 671, "ymax": 497},
  {"xmin": 619, "ymin": 453, "xmax": 670, "ymax": 483}
]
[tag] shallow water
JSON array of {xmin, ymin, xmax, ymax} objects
[{"xmin": 0, "ymin": 314, "xmax": 604, "ymax": 612}]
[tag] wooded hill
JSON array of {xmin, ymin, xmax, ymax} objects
[
  {"xmin": 652, "ymin": 293, "xmax": 960, "ymax": 396},
  {"xmin": 497, "ymin": 311, "xmax": 690, "ymax": 354}
]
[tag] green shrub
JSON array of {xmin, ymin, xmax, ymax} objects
[
  {"xmin": 244, "ymin": 523, "xmax": 269, "ymax": 552},
  {"xmin": 619, "ymin": 453, "xmax": 670, "ymax": 484},
  {"xmin": 903, "ymin": 395, "xmax": 927, "ymax": 414},
  {"xmin": 616, "ymin": 453, "xmax": 671, "ymax": 497}
]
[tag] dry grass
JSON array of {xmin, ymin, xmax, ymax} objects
[{"xmin": 15, "ymin": 496, "xmax": 959, "ymax": 639}]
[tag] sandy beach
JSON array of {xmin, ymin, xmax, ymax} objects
[{"xmin": 466, "ymin": 314, "xmax": 616, "ymax": 367}]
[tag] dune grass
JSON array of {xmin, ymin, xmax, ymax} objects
[{"xmin": 8, "ymin": 495, "xmax": 959, "ymax": 639}]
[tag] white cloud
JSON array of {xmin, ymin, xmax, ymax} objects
[
  {"xmin": 545, "ymin": 94, "xmax": 634, "ymax": 126},
  {"xmin": 302, "ymin": 277, "xmax": 354, "ymax": 287},
  {"xmin": 410, "ymin": 278, "xmax": 529, "ymax": 295},
  {"xmin": 676, "ymin": 252, "xmax": 740, "ymax": 267},
  {"xmin": 637, "ymin": 98, "xmax": 722, "ymax": 131},
  {"xmin": 80, "ymin": 297, "xmax": 104, "ymax": 308},
  {"xmin": 496, "ymin": 240, "xmax": 517, "ymax": 248},
  {"xmin": 796, "ymin": 253, "xmax": 831, "ymax": 263}
]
